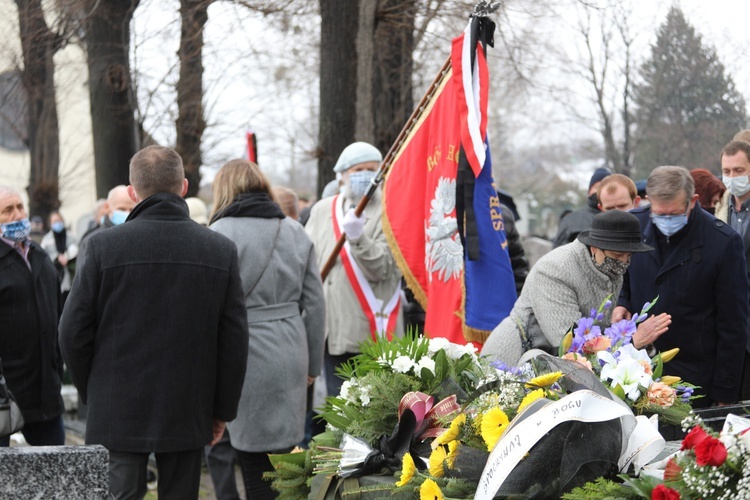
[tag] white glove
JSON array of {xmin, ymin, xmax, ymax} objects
[{"xmin": 342, "ymin": 208, "xmax": 365, "ymax": 240}]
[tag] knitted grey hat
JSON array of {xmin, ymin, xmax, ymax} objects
[{"xmin": 333, "ymin": 142, "xmax": 382, "ymax": 173}]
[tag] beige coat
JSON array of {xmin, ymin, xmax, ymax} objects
[{"xmin": 306, "ymin": 193, "xmax": 403, "ymax": 355}]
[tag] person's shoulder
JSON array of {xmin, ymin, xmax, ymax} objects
[
  {"xmin": 306, "ymin": 197, "xmax": 335, "ymax": 235},
  {"xmin": 700, "ymin": 211, "xmax": 736, "ymax": 238},
  {"xmin": 535, "ymin": 240, "xmax": 580, "ymax": 271},
  {"xmin": 629, "ymin": 205, "xmax": 650, "ymax": 218}
]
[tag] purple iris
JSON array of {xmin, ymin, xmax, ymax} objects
[
  {"xmin": 675, "ymin": 385, "xmax": 694, "ymax": 402},
  {"xmin": 604, "ymin": 319, "xmax": 637, "ymax": 344},
  {"xmin": 571, "ymin": 317, "xmax": 601, "ymax": 352},
  {"xmin": 590, "ymin": 308, "xmax": 597, "ymax": 319},
  {"xmin": 491, "ymin": 361, "xmax": 523, "ymax": 376}
]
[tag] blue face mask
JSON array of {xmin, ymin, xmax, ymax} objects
[
  {"xmin": 650, "ymin": 207, "xmax": 689, "ymax": 237},
  {"xmin": 348, "ymin": 170, "xmax": 376, "ymax": 198},
  {"xmin": 1, "ymin": 218, "xmax": 31, "ymax": 242},
  {"xmin": 51, "ymin": 221, "xmax": 65, "ymax": 233},
  {"xmin": 110, "ymin": 210, "xmax": 129, "ymax": 226}
]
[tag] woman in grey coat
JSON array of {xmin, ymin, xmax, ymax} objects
[
  {"xmin": 481, "ymin": 210, "xmax": 669, "ymax": 366},
  {"xmin": 209, "ymin": 159, "xmax": 326, "ymax": 499}
]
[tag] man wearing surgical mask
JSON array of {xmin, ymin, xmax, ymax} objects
[
  {"xmin": 77, "ymin": 185, "xmax": 135, "ymax": 268},
  {"xmin": 305, "ymin": 142, "xmax": 404, "ymax": 398},
  {"xmin": 714, "ymin": 139, "xmax": 750, "ymax": 401},
  {"xmin": 0, "ymin": 185, "xmax": 66, "ymax": 447},
  {"xmin": 613, "ymin": 166, "xmax": 748, "ymax": 407}
]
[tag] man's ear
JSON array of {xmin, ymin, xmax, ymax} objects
[
  {"xmin": 633, "ymin": 196, "xmax": 641, "ymax": 208},
  {"xmin": 127, "ymin": 185, "xmax": 139, "ymax": 203},
  {"xmin": 181, "ymin": 179, "xmax": 189, "ymax": 197},
  {"xmin": 597, "ymin": 203, "xmax": 604, "ymax": 211}
]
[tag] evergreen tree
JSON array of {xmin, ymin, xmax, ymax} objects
[{"xmin": 632, "ymin": 7, "xmax": 747, "ymax": 178}]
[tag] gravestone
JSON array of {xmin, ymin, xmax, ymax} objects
[{"xmin": 0, "ymin": 445, "xmax": 108, "ymax": 498}]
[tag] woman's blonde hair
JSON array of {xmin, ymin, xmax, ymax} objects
[{"xmin": 210, "ymin": 159, "xmax": 275, "ymax": 220}]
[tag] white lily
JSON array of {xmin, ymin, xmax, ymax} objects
[{"xmin": 598, "ymin": 352, "xmax": 652, "ymax": 401}]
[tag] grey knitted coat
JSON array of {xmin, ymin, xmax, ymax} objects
[
  {"xmin": 481, "ymin": 240, "xmax": 622, "ymax": 365},
  {"xmin": 211, "ymin": 216, "xmax": 326, "ymax": 452}
]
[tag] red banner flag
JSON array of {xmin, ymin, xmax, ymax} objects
[{"xmin": 382, "ymin": 17, "xmax": 516, "ymax": 346}]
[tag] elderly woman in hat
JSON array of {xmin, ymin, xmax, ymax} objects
[{"xmin": 482, "ymin": 210, "xmax": 671, "ymax": 366}]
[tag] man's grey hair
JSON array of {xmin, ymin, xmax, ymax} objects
[
  {"xmin": 0, "ymin": 185, "xmax": 21, "ymax": 200},
  {"xmin": 646, "ymin": 166, "xmax": 695, "ymax": 203}
]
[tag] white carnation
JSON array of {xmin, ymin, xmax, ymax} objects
[
  {"xmin": 392, "ymin": 355, "xmax": 415, "ymax": 374},
  {"xmin": 416, "ymin": 357, "xmax": 436, "ymax": 376},
  {"xmin": 359, "ymin": 386, "xmax": 371, "ymax": 406},
  {"xmin": 340, "ymin": 380, "xmax": 353, "ymax": 401},
  {"xmin": 427, "ymin": 337, "xmax": 450, "ymax": 355}
]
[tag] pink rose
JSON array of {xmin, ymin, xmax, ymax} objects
[
  {"xmin": 561, "ymin": 352, "xmax": 593, "ymax": 371},
  {"xmin": 647, "ymin": 382, "xmax": 676, "ymax": 407},
  {"xmin": 583, "ymin": 336, "xmax": 611, "ymax": 355}
]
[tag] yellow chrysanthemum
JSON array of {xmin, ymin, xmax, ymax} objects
[
  {"xmin": 428, "ymin": 444, "xmax": 449, "ymax": 477},
  {"xmin": 481, "ymin": 407, "xmax": 510, "ymax": 451},
  {"xmin": 518, "ymin": 389, "xmax": 544, "ymax": 413},
  {"xmin": 434, "ymin": 413, "xmax": 466, "ymax": 446},
  {"xmin": 395, "ymin": 452, "xmax": 416, "ymax": 487},
  {"xmin": 420, "ymin": 478, "xmax": 445, "ymax": 500},
  {"xmin": 525, "ymin": 371, "xmax": 563, "ymax": 389}
]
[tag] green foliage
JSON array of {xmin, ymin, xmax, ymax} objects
[
  {"xmin": 319, "ymin": 334, "xmax": 490, "ymax": 446},
  {"xmin": 562, "ymin": 477, "xmax": 643, "ymax": 500},
  {"xmin": 320, "ymin": 370, "xmax": 423, "ymax": 445},
  {"xmin": 632, "ymin": 7, "xmax": 747, "ymax": 176},
  {"xmin": 263, "ymin": 454, "xmax": 311, "ymax": 500},
  {"xmin": 652, "ymin": 353, "xmax": 663, "ymax": 380}
]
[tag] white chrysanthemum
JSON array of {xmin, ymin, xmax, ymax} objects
[
  {"xmin": 416, "ymin": 357, "xmax": 436, "ymax": 376},
  {"xmin": 392, "ymin": 355, "xmax": 415, "ymax": 374}
]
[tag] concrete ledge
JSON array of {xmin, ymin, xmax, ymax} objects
[{"xmin": 0, "ymin": 445, "xmax": 108, "ymax": 499}]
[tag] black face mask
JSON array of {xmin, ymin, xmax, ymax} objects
[{"xmin": 704, "ymin": 206, "xmax": 715, "ymax": 215}]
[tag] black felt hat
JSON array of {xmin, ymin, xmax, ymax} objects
[{"xmin": 578, "ymin": 210, "xmax": 653, "ymax": 253}]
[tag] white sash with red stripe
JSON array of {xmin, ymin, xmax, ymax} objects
[{"xmin": 332, "ymin": 195, "xmax": 400, "ymax": 341}]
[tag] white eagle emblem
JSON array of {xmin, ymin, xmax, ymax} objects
[{"xmin": 425, "ymin": 177, "xmax": 463, "ymax": 282}]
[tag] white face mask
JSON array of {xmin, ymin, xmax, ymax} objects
[{"xmin": 723, "ymin": 175, "xmax": 750, "ymax": 197}]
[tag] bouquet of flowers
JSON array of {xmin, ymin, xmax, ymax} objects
[
  {"xmin": 318, "ymin": 335, "xmax": 493, "ymax": 446},
  {"xmin": 564, "ymin": 413, "xmax": 750, "ymax": 500},
  {"xmin": 559, "ymin": 297, "xmax": 696, "ymax": 425}
]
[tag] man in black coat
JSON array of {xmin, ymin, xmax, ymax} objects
[
  {"xmin": 552, "ymin": 167, "xmax": 611, "ymax": 248},
  {"xmin": 614, "ymin": 166, "xmax": 748, "ymax": 407},
  {"xmin": 0, "ymin": 185, "xmax": 65, "ymax": 447},
  {"xmin": 59, "ymin": 146, "xmax": 249, "ymax": 499}
]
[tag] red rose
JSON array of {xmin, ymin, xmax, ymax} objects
[
  {"xmin": 694, "ymin": 436, "xmax": 727, "ymax": 467},
  {"xmin": 663, "ymin": 458, "xmax": 681, "ymax": 482},
  {"xmin": 652, "ymin": 484, "xmax": 680, "ymax": 500},
  {"xmin": 680, "ymin": 426, "xmax": 709, "ymax": 451}
]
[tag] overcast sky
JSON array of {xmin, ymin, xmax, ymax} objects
[{"xmin": 131, "ymin": 0, "xmax": 750, "ymax": 190}]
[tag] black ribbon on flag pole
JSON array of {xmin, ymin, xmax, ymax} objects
[{"xmin": 456, "ymin": 13, "xmax": 495, "ymax": 261}]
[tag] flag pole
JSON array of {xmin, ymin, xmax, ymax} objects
[{"xmin": 320, "ymin": 56, "xmax": 452, "ymax": 281}]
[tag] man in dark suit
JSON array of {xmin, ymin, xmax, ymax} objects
[
  {"xmin": 614, "ymin": 166, "xmax": 748, "ymax": 407},
  {"xmin": 0, "ymin": 185, "xmax": 65, "ymax": 447},
  {"xmin": 59, "ymin": 146, "xmax": 249, "ymax": 499}
]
